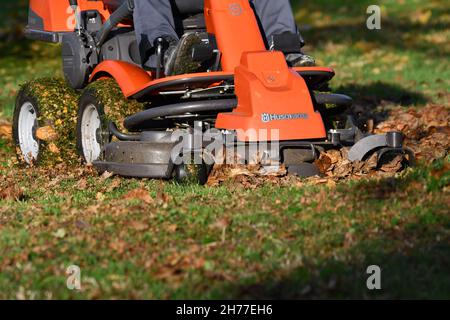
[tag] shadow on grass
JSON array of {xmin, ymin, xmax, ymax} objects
[
  {"xmin": 293, "ymin": 0, "xmax": 375, "ymax": 15},
  {"xmin": 334, "ymin": 81, "xmax": 429, "ymax": 106},
  {"xmin": 303, "ymin": 17, "xmax": 450, "ymax": 59},
  {"xmin": 222, "ymin": 173, "xmax": 450, "ymax": 299},
  {"xmin": 232, "ymin": 241, "xmax": 450, "ymax": 299},
  {"xmin": 325, "ymin": 82, "xmax": 429, "ymax": 127}
]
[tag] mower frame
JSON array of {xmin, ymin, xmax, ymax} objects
[{"xmin": 18, "ymin": 0, "xmax": 413, "ymax": 181}]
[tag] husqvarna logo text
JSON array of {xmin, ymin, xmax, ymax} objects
[{"xmin": 261, "ymin": 113, "xmax": 309, "ymax": 123}]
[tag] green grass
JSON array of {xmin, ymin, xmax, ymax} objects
[
  {"xmin": 0, "ymin": 161, "xmax": 449, "ymax": 299},
  {"xmin": 0, "ymin": 0, "xmax": 449, "ymax": 299},
  {"xmin": 297, "ymin": 0, "xmax": 450, "ymax": 106}
]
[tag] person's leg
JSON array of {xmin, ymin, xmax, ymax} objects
[
  {"xmin": 250, "ymin": 0, "xmax": 315, "ymax": 66},
  {"xmin": 250, "ymin": 0, "xmax": 297, "ymax": 41},
  {"xmin": 133, "ymin": 0, "xmax": 179, "ymax": 68}
]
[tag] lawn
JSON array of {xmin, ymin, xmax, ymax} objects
[{"xmin": 0, "ymin": 0, "xmax": 449, "ymax": 299}]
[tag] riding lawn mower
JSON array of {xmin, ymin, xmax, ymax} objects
[{"xmin": 13, "ymin": 0, "xmax": 413, "ymax": 184}]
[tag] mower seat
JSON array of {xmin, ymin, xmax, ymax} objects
[{"xmin": 103, "ymin": 0, "xmax": 204, "ymax": 15}]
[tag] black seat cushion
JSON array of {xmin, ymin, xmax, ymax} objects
[
  {"xmin": 172, "ymin": 0, "xmax": 204, "ymax": 16},
  {"xmin": 103, "ymin": 0, "xmax": 204, "ymax": 16}
]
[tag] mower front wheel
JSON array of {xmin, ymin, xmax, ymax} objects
[
  {"xmin": 76, "ymin": 90, "xmax": 111, "ymax": 164},
  {"xmin": 13, "ymin": 90, "xmax": 42, "ymax": 165}
]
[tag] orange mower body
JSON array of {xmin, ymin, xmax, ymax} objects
[{"xmin": 14, "ymin": 0, "xmax": 412, "ymax": 182}]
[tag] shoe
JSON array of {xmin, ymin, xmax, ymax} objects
[
  {"xmin": 164, "ymin": 33, "xmax": 202, "ymax": 76},
  {"xmin": 286, "ymin": 53, "xmax": 316, "ymax": 67}
]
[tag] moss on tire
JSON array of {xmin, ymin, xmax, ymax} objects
[
  {"xmin": 14, "ymin": 77, "xmax": 145, "ymax": 167},
  {"xmin": 84, "ymin": 78, "xmax": 145, "ymax": 132},
  {"xmin": 14, "ymin": 78, "xmax": 80, "ymax": 166}
]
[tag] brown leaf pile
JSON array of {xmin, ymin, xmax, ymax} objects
[
  {"xmin": 207, "ymin": 104, "xmax": 450, "ymax": 186},
  {"xmin": 375, "ymin": 104, "xmax": 450, "ymax": 163},
  {"xmin": 315, "ymin": 149, "xmax": 377, "ymax": 178},
  {"xmin": 207, "ymin": 163, "xmax": 287, "ymax": 187},
  {"xmin": 0, "ymin": 163, "xmax": 99, "ymax": 204}
]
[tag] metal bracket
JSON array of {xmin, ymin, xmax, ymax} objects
[
  {"xmin": 348, "ymin": 134, "xmax": 388, "ymax": 162},
  {"xmin": 347, "ymin": 132, "xmax": 408, "ymax": 162}
]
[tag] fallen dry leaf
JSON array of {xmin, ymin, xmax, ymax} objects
[
  {"xmin": 76, "ymin": 178, "xmax": 88, "ymax": 190},
  {"xmin": 167, "ymin": 224, "xmax": 178, "ymax": 233},
  {"xmin": 0, "ymin": 124, "xmax": 12, "ymax": 139},
  {"xmin": 48, "ymin": 143, "xmax": 60, "ymax": 154},
  {"xmin": 363, "ymin": 153, "xmax": 379, "ymax": 172},
  {"xmin": 158, "ymin": 191, "xmax": 172, "ymax": 204},
  {"xmin": 209, "ymin": 218, "xmax": 230, "ymax": 230},
  {"xmin": 0, "ymin": 185, "xmax": 24, "ymax": 201},
  {"xmin": 123, "ymin": 188, "xmax": 153, "ymax": 204},
  {"xmin": 96, "ymin": 192, "xmax": 105, "ymax": 201},
  {"xmin": 110, "ymin": 240, "xmax": 127, "ymax": 254},
  {"xmin": 130, "ymin": 220, "xmax": 149, "ymax": 231},
  {"xmin": 100, "ymin": 171, "xmax": 114, "ymax": 180},
  {"xmin": 106, "ymin": 178, "xmax": 121, "ymax": 192},
  {"xmin": 53, "ymin": 228, "xmax": 66, "ymax": 239},
  {"xmin": 315, "ymin": 153, "xmax": 332, "ymax": 174},
  {"xmin": 411, "ymin": 9, "xmax": 432, "ymax": 25},
  {"xmin": 35, "ymin": 126, "xmax": 58, "ymax": 141},
  {"xmin": 380, "ymin": 155, "xmax": 404, "ymax": 173}
]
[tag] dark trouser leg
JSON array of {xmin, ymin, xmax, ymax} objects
[
  {"xmin": 250, "ymin": 0, "xmax": 298, "ymax": 42},
  {"xmin": 133, "ymin": 0, "xmax": 179, "ymax": 67},
  {"xmin": 251, "ymin": 0, "xmax": 315, "ymax": 66}
]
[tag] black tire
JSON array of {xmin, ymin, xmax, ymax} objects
[
  {"xmin": 174, "ymin": 164, "xmax": 209, "ymax": 185},
  {"xmin": 174, "ymin": 153, "xmax": 210, "ymax": 185},
  {"xmin": 76, "ymin": 88, "xmax": 111, "ymax": 164},
  {"xmin": 12, "ymin": 88, "xmax": 42, "ymax": 165}
]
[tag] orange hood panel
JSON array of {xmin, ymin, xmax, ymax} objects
[{"xmin": 215, "ymin": 51, "xmax": 326, "ymax": 142}]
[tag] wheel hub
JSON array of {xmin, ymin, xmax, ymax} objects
[
  {"xmin": 80, "ymin": 104, "xmax": 102, "ymax": 164},
  {"xmin": 18, "ymin": 102, "xmax": 39, "ymax": 164}
]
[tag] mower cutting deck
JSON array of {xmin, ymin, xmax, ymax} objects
[{"xmin": 13, "ymin": 0, "xmax": 413, "ymax": 183}]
